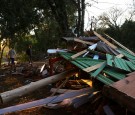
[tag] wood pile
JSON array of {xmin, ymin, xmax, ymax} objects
[{"xmin": 0, "ymin": 31, "xmax": 135, "ymax": 114}]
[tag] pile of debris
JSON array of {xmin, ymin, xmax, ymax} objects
[{"xmin": 0, "ymin": 31, "xmax": 135, "ymax": 114}]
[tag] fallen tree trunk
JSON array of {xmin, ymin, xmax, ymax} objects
[{"xmin": 0, "ymin": 69, "xmax": 77, "ymax": 104}]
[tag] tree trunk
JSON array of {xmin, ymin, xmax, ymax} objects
[
  {"xmin": 80, "ymin": 0, "xmax": 85, "ymax": 35},
  {"xmin": 0, "ymin": 69, "xmax": 77, "ymax": 104},
  {"xmin": 0, "ymin": 40, "xmax": 7, "ymax": 68},
  {"xmin": 47, "ymin": 0, "xmax": 69, "ymax": 36}
]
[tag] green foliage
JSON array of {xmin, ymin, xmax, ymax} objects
[
  {"xmin": 120, "ymin": 20, "xmax": 135, "ymax": 51},
  {"xmin": 0, "ymin": 0, "xmax": 83, "ymax": 62},
  {"xmin": 99, "ymin": 20, "xmax": 135, "ymax": 52},
  {"xmin": 0, "ymin": 0, "xmax": 43, "ymax": 40}
]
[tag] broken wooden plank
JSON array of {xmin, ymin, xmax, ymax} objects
[
  {"xmin": 74, "ymin": 38, "xmax": 94, "ymax": 45},
  {"xmin": 91, "ymin": 62, "xmax": 107, "ymax": 77},
  {"xmin": 0, "ymin": 69, "xmax": 77, "ymax": 104},
  {"xmin": 0, "ymin": 87, "xmax": 92, "ymax": 114},
  {"xmin": 83, "ymin": 62, "xmax": 105, "ymax": 73},
  {"xmin": 94, "ymin": 31, "xmax": 117, "ymax": 49},
  {"xmin": 116, "ymin": 54, "xmax": 124, "ymax": 58},
  {"xmin": 71, "ymin": 49, "xmax": 87, "ymax": 59},
  {"xmin": 51, "ymin": 77, "xmax": 69, "ymax": 96},
  {"xmin": 105, "ymin": 34, "xmax": 135, "ymax": 56}
]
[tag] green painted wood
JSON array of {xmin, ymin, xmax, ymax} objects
[{"xmin": 91, "ymin": 62, "xmax": 107, "ymax": 77}]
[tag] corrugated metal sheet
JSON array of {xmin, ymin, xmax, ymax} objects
[
  {"xmin": 118, "ymin": 48, "xmax": 135, "ymax": 62},
  {"xmin": 59, "ymin": 52, "xmax": 128, "ymax": 85},
  {"xmin": 59, "ymin": 52, "xmax": 135, "ymax": 85},
  {"xmin": 103, "ymin": 68, "xmax": 126, "ymax": 80},
  {"xmin": 96, "ymin": 74, "xmax": 114, "ymax": 85},
  {"xmin": 106, "ymin": 54, "xmax": 132, "ymax": 72}
]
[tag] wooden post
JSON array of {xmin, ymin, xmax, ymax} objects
[{"xmin": 0, "ymin": 69, "xmax": 77, "ymax": 104}]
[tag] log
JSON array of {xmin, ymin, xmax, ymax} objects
[
  {"xmin": 0, "ymin": 69, "xmax": 77, "ymax": 104},
  {"xmin": 0, "ymin": 87, "xmax": 92, "ymax": 114}
]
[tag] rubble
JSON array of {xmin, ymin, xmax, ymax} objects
[{"xmin": 0, "ymin": 31, "xmax": 135, "ymax": 114}]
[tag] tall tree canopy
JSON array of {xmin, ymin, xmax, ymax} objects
[{"xmin": 0, "ymin": 0, "xmax": 86, "ymax": 41}]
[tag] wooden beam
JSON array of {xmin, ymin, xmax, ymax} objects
[
  {"xmin": 71, "ymin": 49, "xmax": 87, "ymax": 59},
  {"xmin": 83, "ymin": 62, "xmax": 105, "ymax": 73},
  {"xmin": 0, "ymin": 87, "xmax": 92, "ymax": 114},
  {"xmin": 50, "ymin": 77, "xmax": 69, "ymax": 96},
  {"xmin": 45, "ymin": 93, "xmax": 92, "ymax": 109},
  {"xmin": 91, "ymin": 62, "xmax": 107, "ymax": 77},
  {"xmin": 116, "ymin": 54, "xmax": 124, "ymax": 58},
  {"xmin": 93, "ymin": 31, "xmax": 117, "ymax": 49},
  {"xmin": 0, "ymin": 69, "xmax": 77, "ymax": 104},
  {"xmin": 74, "ymin": 38, "xmax": 94, "ymax": 45},
  {"xmin": 105, "ymin": 34, "xmax": 135, "ymax": 56}
]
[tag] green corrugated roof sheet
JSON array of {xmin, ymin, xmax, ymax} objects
[
  {"xmin": 106, "ymin": 54, "xmax": 132, "ymax": 72},
  {"xmin": 103, "ymin": 68, "xmax": 126, "ymax": 80},
  {"xmin": 59, "ymin": 52, "xmax": 131, "ymax": 85},
  {"xmin": 96, "ymin": 74, "xmax": 114, "ymax": 85},
  {"xmin": 118, "ymin": 48, "xmax": 135, "ymax": 62}
]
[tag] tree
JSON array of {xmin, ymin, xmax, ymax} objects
[
  {"xmin": 97, "ymin": 7, "xmax": 123, "ymax": 30},
  {"xmin": 0, "ymin": 0, "xmax": 44, "ymax": 67},
  {"xmin": 120, "ymin": 20, "xmax": 135, "ymax": 51},
  {"xmin": 0, "ymin": 0, "xmax": 86, "ymax": 65},
  {"xmin": 96, "ymin": 7, "xmax": 124, "ymax": 41}
]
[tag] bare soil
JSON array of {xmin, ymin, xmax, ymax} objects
[{"xmin": 0, "ymin": 62, "xmax": 93, "ymax": 115}]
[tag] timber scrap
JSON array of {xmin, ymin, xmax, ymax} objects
[
  {"xmin": 0, "ymin": 31, "xmax": 135, "ymax": 114},
  {"xmin": 60, "ymin": 31, "xmax": 135, "ymax": 113}
]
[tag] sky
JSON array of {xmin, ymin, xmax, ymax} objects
[{"xmin": 85, "ymin": 0, "xmax": 134, "ymax": 29}]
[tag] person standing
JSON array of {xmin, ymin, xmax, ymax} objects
[
  {"xmin": 26, "ymin": 45, "xmax": 32, "ymax": 64},
  {"xmin": 8, "ymin": 47, "xmax": 16, "ymax": 71}
]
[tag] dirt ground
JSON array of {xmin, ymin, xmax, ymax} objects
[
  {"xmin": 0, "ymin": 62, "xmax": 95, "ymax": 115},
  {"xmin": 0, "ymin": 62, "xmax": 133, "ymax": 115}
]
